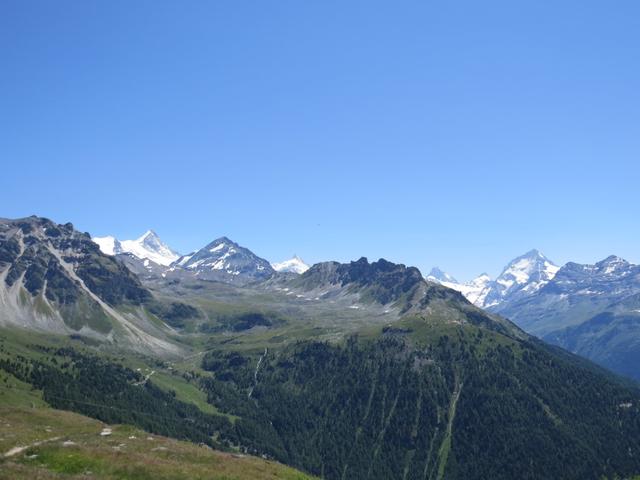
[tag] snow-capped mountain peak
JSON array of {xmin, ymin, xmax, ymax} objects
[
  {"xmin": 139, "ymin": 230, "xmax": 159, "ymax": 243},
  {"xmin": 496, "ymin": 249, "xmax": 559, "ymax": 288},
  {"xmin": 120, "ymin": 230, "xmax": 180, "ymax": 266},
  {"xmin": 93, "ymin": 230, "xmax": 180, "ymax": 266},
  {"xmin": 427, "ymin": 250, "xmax": 559, "ymax": 309},
  {"xmin": 596, "ymin": 255, "xmax": 631, "ymax": 275},
  {"xmin": 428, "ymin": 269, "xmax": 493, "ymax": 307},
  {"xmin": 272, "ymin": 255, "xmax": 310, "ymax": 274},
  {"xmin": 462, "ymin": 273, "xmax": 494, "ymax": 305},
  {"xmin": 181, "ymin": 237, "xmax": 239, "ymax": 271},
  {"xmin": 483, "ymin": 249, "xmax": 559, "ymax": 307},
  {"xmin": 426, "ymin": 267, "xmax": 458, "ymax": 284},
  {"xmin": 174, "ymin": 236, "xmax": 275, "ymax": 284}
]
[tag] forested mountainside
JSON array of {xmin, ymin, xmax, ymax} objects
[
  {"xmin": 4, "ymin": 310, "xmax": 640, "ymax": 479},
  {"xmin": 198, "ymin": 324, "xmax": 640, "ymax": 480}
]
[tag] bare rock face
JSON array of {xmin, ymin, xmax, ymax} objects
[{"xmin": 0, "ymin": 216, "xmax": 179, "ymax": 355}]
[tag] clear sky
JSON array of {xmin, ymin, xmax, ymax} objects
[{"xmin": 1, "ymin": 1, "xmax": 639, "ymax": 280}]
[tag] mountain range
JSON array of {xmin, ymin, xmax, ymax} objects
[
  {"xmin": 427, "ymin": 249, "xmax": 560, "ymax": 309},
  {"xmin": 91, "ymin": 229, "xmax": 640, "ymax": 381},
  {"xmin": 93, "ymin": 229, "xmax": 640, "ymax": 381},
  {"xmin": 93, "ymin": 231, "xmax": 309, "ymax": 284},
  {"xmin": 5, "ymin": 215, "xmax": 640, "ymax": 479},
  {"xmin": 429, "ymin": 250, "xmax": 640, "ymax": 380}
]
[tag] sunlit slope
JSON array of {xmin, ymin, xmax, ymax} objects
[{"xmin": 0, "ymin": 405, "xmax": 315, "ymax": 480}]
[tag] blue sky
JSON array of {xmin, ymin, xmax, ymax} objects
[{"xmin": 1, "ymin": 1, "xmax": 639, "ymax": 280}]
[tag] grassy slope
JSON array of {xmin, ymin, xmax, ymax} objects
[
  {"xmin": 0, "ymin": 403, "xmax": 315, "ymax": 480},
  {"xmin": 0, "ymin": 371, "xmax": 47, "ymax": 409},
  {"xmin": 0, "ymin": 327, "xmax": 225, "ymax": 417}
]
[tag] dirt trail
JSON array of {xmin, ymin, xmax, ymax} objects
[{"xmin": 3, "ymin": 436, "xmax": 61, "ymax": 458}]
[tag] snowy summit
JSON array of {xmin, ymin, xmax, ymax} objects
[
  {"xmin": 272, "ymin": 255, "xmax": 310, "ymax": 274},
  {"xmin": 427, "ymin": 249, "xmax": 559, "ymax": 309},
  {"xmin": 426, "ymin": 267, "xmax": 458, "ymax": 284},
  {"xmin": 93, "ymin": 230, "xmax": 180, "ymax": 266}
]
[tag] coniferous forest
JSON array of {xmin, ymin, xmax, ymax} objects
[{"xmin": 4, "ymin": 327, "xmax": 640, "ymax": 480}]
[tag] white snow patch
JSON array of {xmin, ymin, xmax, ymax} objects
[
  {"xmin": 210, "ymin": 243, "xmax": 226, "ymax": 253},
  {"xmin": 92, "ymin": 236, "xmax": 122, "ymax": 256},
  {"xmin": 120, "ymin": 231, "xmax": 179, "ymax": 266}
]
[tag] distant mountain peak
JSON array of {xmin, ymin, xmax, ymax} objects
[
  {"xmin": 93, "ymin": 230, "xmax": 180, "ymax": 266},
  {"xmin": 427, "ymin": 269, "xmax": 493, "ymax": 307},
  {"xmin": 500, "ymin": 249, "xmax": 557, "ymax": 277},
  {"xmin": 272, "ymin": 255, "xmax": 310, "ymax": 274},
  {"xmin": 597, "ymin": 255, "xmax": 629, "ymax": 267},
  {"xmin": 138, "ymin": 229, "xmax": 159, "ymax": 241},
  {"xmin": 210, "ymin": 235, "xmax": 235, "ymax": 245},
  {"xmin": 483, "ymin": 249, "xmax": 559, "ymax": 307},
  {"xmin": 426, "ymin": 267, "xmax": 458, "ymax": 284},
  {"xmin": 428, "ymin": 249, "xmax": 559, "ymax": 309},
  {"xmin": 175, "ymin": 235, "xmax": 274, "ymax": 284},
  {"xmin": 294, "ymin": 257, "xmax": 433, "ymax": 310}
]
